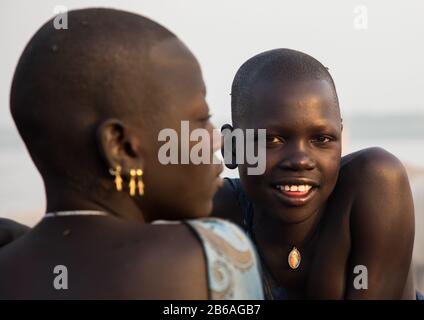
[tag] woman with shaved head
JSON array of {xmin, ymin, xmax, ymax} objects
[{"xmin": 0, "ymin": 8, "xmax": 263, "ymax": 299}]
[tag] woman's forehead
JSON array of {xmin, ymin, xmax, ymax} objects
[
  {"xmin": 252, "ymin": 79, "xmax": 337, "ymax": 106},
  {"xmin": 240, "ymin": 79, "xmax": 340, "ymax": 129}
]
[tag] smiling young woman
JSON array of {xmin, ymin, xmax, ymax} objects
[{"xmin": 213, "ymin": 48, "xmax": 419, "ymax": 300}]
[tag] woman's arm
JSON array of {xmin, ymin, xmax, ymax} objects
[{"xmin": 345, "ymin": 148, "xmax": 415, "ymax": 299}]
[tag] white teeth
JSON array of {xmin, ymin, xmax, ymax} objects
[
  {"xmin": 290, "ymin": 185, "xmax": 298, "ymax": 191},
  {"xmin": 277, "ymin": 184, "xmax": 313, "ymax": 192}
]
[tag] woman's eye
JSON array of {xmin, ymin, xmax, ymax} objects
[
  {"xmin": 312, "ymin": 136, "xmax": 332, "ymax": 144},
  {"xmin": 266, "ymin": 136, "xmax": 284, "ymax": 145}
]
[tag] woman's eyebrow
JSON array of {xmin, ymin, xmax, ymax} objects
[
  {"xmin": 264, "ymin": 122, "xmax": 340, "ymax": 134},
  {"xmin": 308, "ymin": 121, "xmax": 340, "ymax": 133}
]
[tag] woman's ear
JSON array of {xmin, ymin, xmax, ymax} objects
[
  {"xmin": 96, "ymin": 119, "xmax": 140, "ymax": 174},
  {"xmin": 97, "ymin": 119, "xmax": 125, "ymax": 169},
  {"xmin": 221, "ymin": 123, "xmax": 238, "ymax": 170},
  {"xmin": 341, "ymin": 118, "xmax": 344, "ymax": 132}
]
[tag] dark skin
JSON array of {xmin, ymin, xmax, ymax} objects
[
  {"xmin": 0, "ymin": 9, "xmax": 223, "ymax": 299},
  {"xmin": 214, "ymin": 78, "xmax": 416, "ymax": 299},
  {"xmin": 0, "ymin": 219, "xmax": 29, "ymax": 248}
]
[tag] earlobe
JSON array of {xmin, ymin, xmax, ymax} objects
[{"xmin": 221, "ymin": 123, "xmax": 238, "ymax": 170}]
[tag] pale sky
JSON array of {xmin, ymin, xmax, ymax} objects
[{"xmin": 1, "ymin": 0, "xmax": 424, "ymax": 129}]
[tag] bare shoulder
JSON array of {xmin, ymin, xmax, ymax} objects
[
  {"xmin": 122, "ymin": 221, "xmax": 208, "ymax": 299},
  {"xmin": 340, "ymin": 147, "xmax": 410, "ymax": 197},
  {"xmin": 342, "ymin": 146, "xmax": 407, "ymax": 174},
  {"xmin": 340, "ymin": 147, "xmax": 413, "ymax": 218},
  {"xmin": 212, "ymin": 178, "xmax": 243, "ymax": 226}
]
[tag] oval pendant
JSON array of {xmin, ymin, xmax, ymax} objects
[{"xmin": 288, "ymin": 246, "xmax": 301, "ymax": 269}]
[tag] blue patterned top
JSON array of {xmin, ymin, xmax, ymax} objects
[{"xmin": 186, "ymin": 218, "xmax": 264, "ymax": 300}]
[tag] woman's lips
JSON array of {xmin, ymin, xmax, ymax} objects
[
  {"xmin": 277, "ymin": 184, "xmax": 312, "ymax": 197},
  {"xmin": 281, "ymin": 189, "xmax": 310, "ymax": 197},
  {"xmin": 272, "ymin": 184, "xmax": 317, "ymax": 206}
]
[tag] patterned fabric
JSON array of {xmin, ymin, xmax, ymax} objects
[{"xmin": 185, "ymin": 218, "xmax": 264, "ymax": 300}]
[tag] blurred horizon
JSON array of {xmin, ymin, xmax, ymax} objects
[{"xmin": 2, "ymin": 112, "xmax": 424, "ymax": 217}]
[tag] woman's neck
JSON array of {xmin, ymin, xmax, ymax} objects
[
  {"xmin": 44, "ymin": 178, "xmax": 145, "ymax": 223},
  {"xmin": 252, "ymin": 205, "xmax": 323, "ymax": 252}
]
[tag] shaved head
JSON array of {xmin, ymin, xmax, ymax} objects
[
  {"xmin": 10, "ymin": 8, "xmax": 219, "ymax": 221},
  {"xmin": 10, "ymin": 8, "xmax": 198, "ymax": 187},
  {"xmin": 231, "ymin": 48, "xmax": 339, "ymax": 127}
]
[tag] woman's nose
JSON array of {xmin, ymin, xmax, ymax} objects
[{"xmin": 279, "ymin": 150, "xmax": 316, "ymax": 171}]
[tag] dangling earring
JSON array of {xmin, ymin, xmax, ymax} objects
[
  {"xmin": 136, "ymin": 169, "xmax": 144, "ymax": 196},
  {"xmin": 129, "ymin": 169, "xmax": 137, "ymax": 196},
  {"xmin": 109, "ymin": 165, "xmax": 123, "ymax": 191}
]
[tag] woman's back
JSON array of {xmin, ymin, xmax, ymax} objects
[
  {"xmin": 0, "ymin": 214, "xmax": 263, "ymax": 299},
  {"xmin": 0, "ymin": 214, "xmax": 204, "ymax": 299}
]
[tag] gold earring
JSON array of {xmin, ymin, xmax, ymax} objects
[
  {"xmin": 136, "ymin": 169, "xmax": 144, "ymax": 196},
  {"xmin": 129, "ymin": 169, "xmax": 136, "ymax": 196},
  {"xmin": 109, "ymin": 165, "xmax": 123, "ymax": 191}
]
